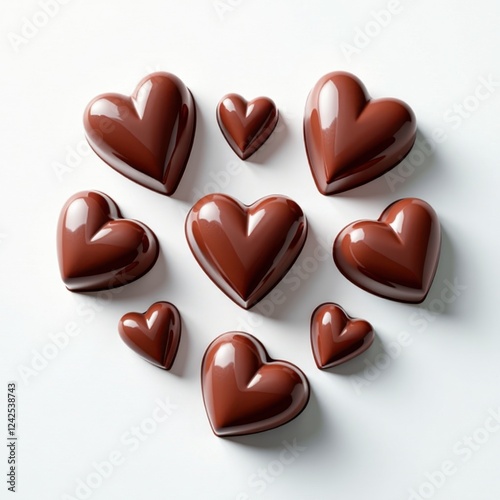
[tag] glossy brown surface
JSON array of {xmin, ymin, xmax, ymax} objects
[
  {"xmin": 217, "ymin": 94, "xmax": 278, "ymax": 160},
  {"xmin": 202, "ymin": 332, "xmax": 310, "ymax": 437},
  {"xmin": 185, "ymin": 194, "xmax": 307, "ymax": 309},
  {"xmin": 311, "ymin": 303, "xmax": 374, "ymax": 369},
  {"xmin": 84, "ymin": 72, "xmax": 196, "ymax": 195},
  {"xmin": 57, "ymin": 191, "xmax": 159, "ymax": 292},
  {"xmin": 118, "ymin": 302, "xmax": 181, "ymax": 370},
  {"xmin": 304, "ymin": 71, "xmax": 417, "ymax": 195},
  {"xmin": 333, "ymin": 198, "xmax": 441, "ymax": 303}
]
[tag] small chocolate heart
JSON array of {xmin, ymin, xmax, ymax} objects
[
  {"xmin": 311, "ymin": 303, "xmax": 374, "ymax": 369},
  {"xmin": 202, "ymin": 332, "xmax": 310, "ymax": 437},
  {"xmin": 333, "ymin": 198, "xmax": 441, "ymax": 303},
  {"xmin": 84, "ymin": 72, "xmax": 196, "ymax": 195},
  {"xmin": 57, "ymin": 191, "xmax": 159, "ymax": 292},
  {"xmin": 217, "ymin": 94, "xmax": 278, "ymax": 160},
  {"xmin": 304, "ymin": 71, "xmax": 417, "ymax": 194},
  {"xmin": 185, "ymin": 193, "xmax": 307, "ymax": 309},
  {"xmin": 118, "ymin": 302, "xmax": 181, "ymax": 370}
]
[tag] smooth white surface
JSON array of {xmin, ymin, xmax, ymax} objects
[{"xmin": 1, "ymin": 1, "xmax": 499, "ymax": 499}]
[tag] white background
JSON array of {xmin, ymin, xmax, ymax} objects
[{"xmin": 1, "ymin": 0, "xmax": 500, "ymax": 499}]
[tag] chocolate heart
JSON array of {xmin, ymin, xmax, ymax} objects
[
  {"xmin": 57, "ymin": 191, "xmax": 159, "ymax": 292},
  {"xmin": 84, "ymin": 72, "xmax": 196, "ymax": 195},
  {"xmin": 118, "ymin": 302, "xmax": 181, "ymax": 370},
  {"xmin": 185, "ymin": 194, "xmax": 307, "ymax": 309},
  {"xmin": 304, "ymin": 71, "xmax": 417, "ymax": 195},
  {"xmin": 333, "ymin": 198, "xmax": 441, "ymax": 303},
  {"xmin": 202, "ymin": 332, "xmax": 310, "ymax": 437},
  {"xmin": 311, "ymin": 303, "xmax": 374, "ymax": 369},
  {"xmin": 216, "ymin": 94, "xmax": 278, "ymax": 160}
]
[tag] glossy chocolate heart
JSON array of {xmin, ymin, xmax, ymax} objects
[
  {"xmin": 185, "ymin": 194, "xmax": 307, "ymax": 309},
  {"xmin": 202, "ymin": 332, "xmax": 310, "ymax": 437},
  {"xmin": 333, "ymin": 198, "xmax": 441, "ymax": 303},
  {"xmin": 84, "ymin": 72, "xmax": 196, "ymax": 195},
  {"xmin": 304, "ymin": 71, "xmax": 417, "ymax": 195},
  {"xmin": 57, "ymin": 191, "xmax": 159, "ymax": 292},
  {"xmin": 217, "ymin": 94, "xmax": 278, "ymax": 160},
  {"xmin": 118, "ymin": 302, "xmax": 181, "ymax": 370},
  {"xmin": 311, "ymin": 303, "xmax": 374, "ymax": 369}
]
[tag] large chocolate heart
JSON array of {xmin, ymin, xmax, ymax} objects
[
  {"xmin": 118, "ymin": 302, "xmax": 181, "ymax": 370},
  {"xmin": 311, "ymin": 303, "xmax": 374, "ymax": 369},
  {"xmin": 216, "ymin": 94, "xmax": 278, "ymax": 160},
  {"xmin": 57, "ymin": 191, "xmax": 159, "ymax": 292},
  {"xmin": 304, "ymin": 71, "xmax": 417, "ymax": 195},
  {"xmin": 185, "ymin": 193, "xmax": 307, "ymax": 309},
  {"xmin": 84, "ymin": 72, "xmax": 196, "ymax": 195},
  {"xmin": 202, "ymin": 332, "xmax": 310, "ymax": 437},
  {"xmin": 333, "ymin": 198, "xmax": 441, "ymax": 303}
]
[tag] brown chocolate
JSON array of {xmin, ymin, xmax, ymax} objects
[
  {"xmin": 333, "ymin": 198, "xmax": 441, "ymax": 303},
  {"xmin": 118, "ymin": 302, "xmax": 181, "ymax": 370},
  {"xmin": 201, "ymin": 332, "xmax": 310, "ymax": 437},
  {"xmin": 57, "ymin": 191, "xmax": 159, "ymax": 292},
  {"xmin": 216, "ymin": 94, "xmax": 278, "ymax": 160},
  {"xmin": 304, "ymin": 71, "xmax": 417, "ymax": 195},
  {"xmin": 311, "ymin": 303, "xmax": 374, "ymax": 369},
  {"xmin": 185, "ymin": 193, "xmax": 307, "ymax": 309},
  {"xmin": 84, "ymin": 72, "xmax": 196, "ymax": 195}
]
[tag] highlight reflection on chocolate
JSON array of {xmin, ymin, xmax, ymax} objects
[
  {"xmin": 202, "ymin": 332, "xmax": 310, "ymax": 437},
  {"xmin": 84, "ymin": 72, "xmax": 196, "ymax": 195},
  {"xmin": 57, "ymin": 191, "xmax": 159, "ymax": 292},
  {"xmin": 333, "ymin": 198, "xmax": 441, "ymax": 303},
  {"xmin": 185, "ymin": 193, "xmax": 307, "ymax": 309},
  {"xmin": 304, "ymin": 71, "xmax": 417, "ymax": 195},
  {"xmin": 217, "ymin": 94, "xmax": 278, "ymax": 160}
]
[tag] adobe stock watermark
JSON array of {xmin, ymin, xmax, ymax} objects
[
  {"xmin": 351, "ymin": 277, "xmax": 467, "ymax": 395},
  {"xmin": 385, "ymin": 74, "xmax": 498, "ymax": 192},
  {"xmin": 7, "ymin": 0, "xmax": 74, "ymax": 52},
  {"xmin": 350, "ymin": 330, "xmax": 413, "ymax": 395},
  {"xmin": 235, "ymin": 439, "xmax": 306, "ymax": 499},
  {"xmin": 172, "ymin": 158, "xmax": 248, "ymax": 219},
  {"xmin": 61, "ymin": 397, "xmax": 177, "ymax": 500},
  {"xmin": 213, "ymin": 0, "xmax": 245, "ymax": 21},
  {"xmin": 407, "ymin": 406, "xmax": 500, "ymax": 500},
  {"xmin": 235, "ymin": 237, "xmax": 331, "ymax": 331},
  {"xmin": 341, "ymin": 0, "xmax": 403, "ymax": 61},
  {"xmin": 408, "ymin": 278, "xmax": 467, "ymax": 333},
  {"xmin": 249, "ymin": 107, "xmax": 295, "ymax": 161},
  {"xmin": 191, "ymin": 159, "xmax": 245, "ymax": 201},
  {"xmin": 52, "ymin": 105, "xmax": 134, "ymax": 183},
  {"xmin": 52, "ymin": 138, "xmax": 93, "ymax": 182},
  {"xmin": 17, "ymin": 320, "xmax": 82, "ymax": 384},
  {"xmin": 443, "ymin": 75, "xmax": 499, "ymax": 130},
  {"xmin": 189, "ymin": 108, "xmax": 294, "ymax": 203},
  {"xmin": 18, "ymin": 276, "xmax": 130, "ymax": 384},
  {"xmin": 385, "ymin": 131, "xmax": 447, "ymax": 192}
]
